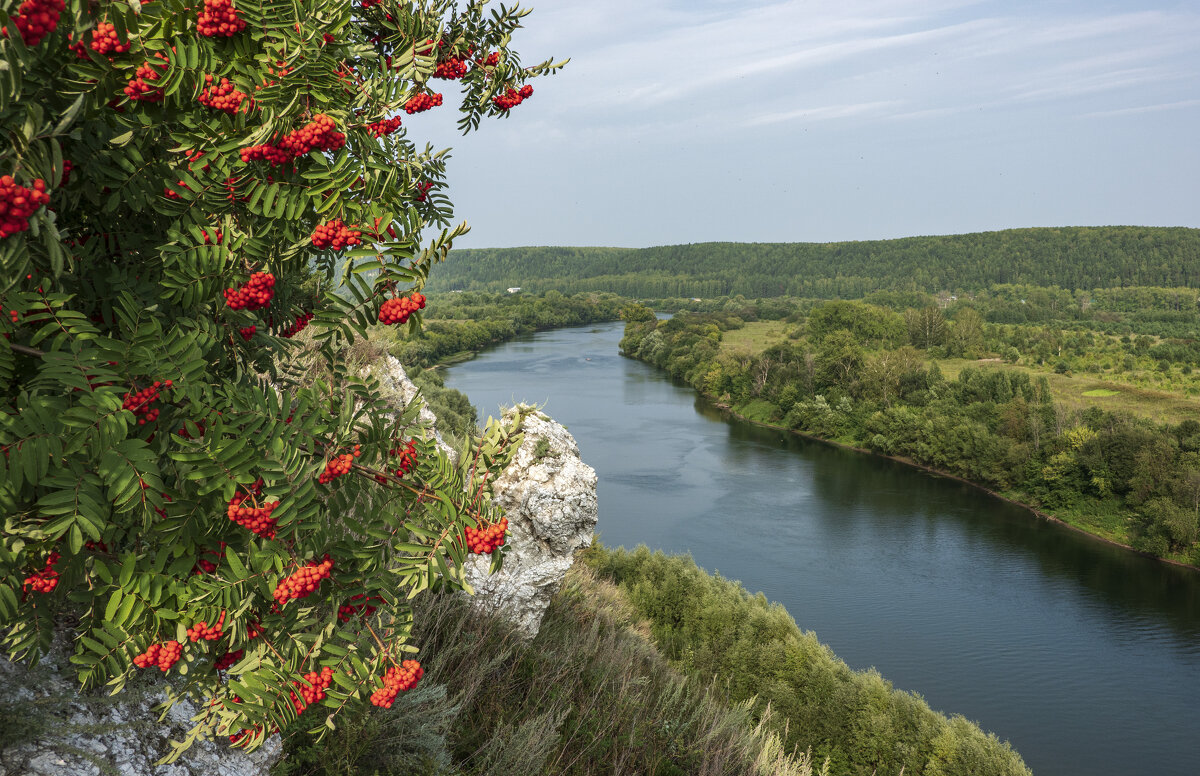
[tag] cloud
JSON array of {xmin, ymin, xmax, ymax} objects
[{"xmin": 1081, "ymin": 99, "xmax": 1200, "ymax": 119}]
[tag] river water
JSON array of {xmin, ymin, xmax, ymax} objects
[{"xmin": 442, "ymin": 321, "xmax": 1200, "ymax": 776}]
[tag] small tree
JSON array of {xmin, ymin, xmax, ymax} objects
[{"xmin": 0, "ymin": 0, "xmax": 562, "ymax": 756}]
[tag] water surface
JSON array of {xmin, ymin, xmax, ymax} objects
[{"xmin": 444, "ymin": 322, "xmax": 1200, "ymax": 776}]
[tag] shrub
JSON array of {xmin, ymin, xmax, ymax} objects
[{"xmin": 0, "ymin": 0, "xmax": 562, "ymax": 756}]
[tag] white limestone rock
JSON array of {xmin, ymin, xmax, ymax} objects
[
  {"xmin": 464, "ymin": 406, "xmax": 599, "ymax": 637},
  {"xmin": 0, "ymin": 641, "xmax": 280, "ymax": 776},
  {"xmin": 361, "ymin": 354, "xmax": 456, "ymax": 461}
]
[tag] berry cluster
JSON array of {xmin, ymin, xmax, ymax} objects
[
  {"xmin": 475, "ymin": 51, "xmax": 501, "ymax": 67},
  {"xmin": 238, "ymin": 325, "xmax": 255, "ymax": 341},
  {"xmin": 186, "ymin": 610, "xmax": 226, "ymax": 642},
  {"xmin": 311, "ymin": 219, "xmax": 363, "ymax": 251},
  {"xmin": 133, "ymin": 640, "xmax": 183, "ymax": 672},
  {"xmin": 163, "ymin": 180, "xmax": 191, "ymax": 200},
  {"xmin": 433, "ymin": 57, "xmax": 468, "ymax": 79},
  {"xmin": 227, "ymin": 480, "xmax": 279, "ymax": 538},
  {"xmin": 241, "ymin": 114, "xmax": 345, "ymax": 166},
  {"xmin": 289, "ymin": 666, "xmax": 334, "ymax": 714},
  {"xmin": 415, "ymin": 181, "xmax": 432, "ymax": 202},
  {"xmin": 276, "ymin": 311, "xmax": 314, "ymax": 338},
  {"xmin": 223, "ymin": 271, "xmax": 275, "ymax": 310},
  {"xmin": 318, "ymin": 445, "xmax": 360, "ymax": 484},
  {"xmin": 2, "ymin": 0, "xmax": 64, "ymax": 46},
  {"xmin": 89, "ymin": 21, "xmax": 130, "ymax": 55},
  {"xmin": 123, "ymin": 57, "xmax": 168, "ymax": 102},
  {"xmin": 196, "ymin": 0, "xmax": 245, "ymax": 37},
  {"xmin": 198, "ymin": 75, "xmax": 249, "ymax": 114},
  {"xmin": 201, "ymin": 227, "xmax": 223, "ymax": 244},
  {"xmin": 59, "ymin": 160, "xmax": 72, "ymax": 187},
  {"xmin": 214, "ymin": 649, "xmax": 243, "ymax": 670},
  {"xmin": 493, "ymin": 85, "xmax": 533, "ymax": 111},
  {"xmin": 272, "ymin": 555, "xmax": 333, "ymax": 605},
  {"xmin": 465, "ymin": 517, "xmax": 508, "ymax": 555},
  {"xmin": 365, "ymin": 115, "xmax": 402, "ymax": 138},
  {"xmin": 337, "ymin": 593, "xmax": 381, "ymax": 623},
  {"xmin": 369, "ymin": 660, "xmax": 423, "ymax": 708},
  {"xmin": 403, "ymin": 92, "xmax": 443, "ymax": 114},
  {"xmin": 378, "ymin": 293, "xmax": 425, "ymax": 326},
  {"xmin": 0, "ymin": 176, "xmax": 49, "ymax": 239},
  {"xmin": 122, "ymin": 379, "xmax": 172, "ymax": 425},
  {"xmin": 390, "ymin": 439, "xmax": 418, "ymax": 477},
  {"xmin": 22, "ymin": 551, "xmax": 61, "ymax": 593}
]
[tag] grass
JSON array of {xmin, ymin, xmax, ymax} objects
[
  {"xmin": 935, "ymin": 358, "xmax": 1200, "ymax": 425},
  {"xmin": 275, "ymin": 563, "xmax": 822, "ymax": 776},
  {"xmin": 719, "ymin": 321, "xmax": 792, "ymax": 354}
]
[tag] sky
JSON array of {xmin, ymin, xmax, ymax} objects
[{"xmin": 410, "ymin": 0, "xmax": 1200, "ymax": 249}]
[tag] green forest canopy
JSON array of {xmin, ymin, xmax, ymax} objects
[{"xmin": 427, "ymin": 227, "xmax": 1200, "ymax": 298}]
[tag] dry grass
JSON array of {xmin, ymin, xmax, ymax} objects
[{"xmin": 719, "ymin": 321, "xmax": 792, "ymax": 355}]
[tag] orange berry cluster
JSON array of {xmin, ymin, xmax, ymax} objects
[
  {"xmin": 133, "ymin": 640, "xmax": 183, "ymax": 672},
  {"xmin": 89, "ymin": 21, "xmax": 130, "ymax": 55},
  {"xmin": 378, "ymin": 293, "xmax": 425, "ymax": 326},
  {"xmin": 238, "ymin": 325, "xmax": 255, "ymax": 341},
  {"xmin": 201, "ymin": 227, "xmax": 223, "ymax": 244},
  {"xmin": 390, "ymin": 439, "xmax": 418, "ymax": 477},
  {"xmin": 224, "ymin": 271, "xmax": 275, "ymax": 310},
  {"xmin": 22, "ymin": 551, "xmax": 61, "ymax": 593},
  {"xmin": 311, "ymin": 219, "xmax": 363, "ymax": 250},
  {"xmin": 124, "ymin": 57, "xmax": 168, "ymax": 102},
  {"xmin": 465, "ymin": 517, "xmax": 508, "ymax": 555},
  {"xmin": 273, "ymin": 555, "xmax": 333, "ymax": 605},
  {"xmin": 227, "ymin": 480, "xmax": 279, "ymax": 538},
  {"xmin": 289, "ymin": 666, "xmax": 334, "ymax": 714},
  {"xmin": 0, "ymin": 176, "xmax": 50, "ymax": 239},
  {"xmin": 163, "ymin": 180, "xmax": 191, "ymax": 200},
  {"xmin": 337, "ymin": 593, "xmax": 381, "ymax": 623},
  {"xmin": 276, "ymin": 311, "xmax": 314, "ymax": 338},
  {"xmin": 196, "ymin": 0, "xmax": 245, "ymax": 37},
  {"xmin": 2, "ymin": 0, "xmax": 64, "ymax": 46},
  {"xmin": 198, "ymin": 75, "xmax": 249, "ymax": 114},
  {"xmin": 370, "ymin": 660, "xmax": 423, "ymax": 708},
  {"xmin": 186, "ymin": 610, "xmax": 226, "ymax": 642},
  {"xmin": 404, "ymin": 92, "xmax": 443, "ymax": 114},
  {"xmin": 365, "ymin": 115, "xmax": 402, "ymax": 138},
  {"xmin": 493, "ymin": 84, "xmax": 533, "ymax": 111},
  {"xmin": 415, "ymin": 181, "xmax": 432, "ymax": 202},
  {"xmin": 122, "ymin": 379, "xmax": 172, "ymax": 425},
  {"xmin": 433, "ymin": 57, "xmax": 468, "ymax": 79},
  {"xmin": 318, "ymin": 445, "xmax": 360, "ymax": 484},
  {"xmin": 213, "ymin": 648, "xmax": 243, "ymax": 670},
  {"xmin": 241, "ymin": 114, "xmax": 345, "ymax": 166}
]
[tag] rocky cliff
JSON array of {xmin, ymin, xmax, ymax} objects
[{"xmin": 0, "ymin": 358, "xmax": 597, "ymax": 775}]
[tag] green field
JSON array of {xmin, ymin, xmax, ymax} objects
[
  {"xmin": 718, "ymin": 321, "xmax": 791, "ymax": 353},
  {"xmin": 936, "ymin": 359, "xmax": 1200, "ymax": 425}
]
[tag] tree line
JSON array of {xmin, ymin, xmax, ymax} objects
[{"xmin": 426, "ymin": 227, "xmax": 1200, "ymax": 297}]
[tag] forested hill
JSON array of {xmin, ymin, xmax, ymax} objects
[{"xmin": 427, "ymin": 226, "xmax": 1200, "ymax": 298}]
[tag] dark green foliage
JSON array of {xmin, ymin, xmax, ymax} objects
[
  {"xmin": 410, "ymin": 370, "xmax": 478, "ymax": 449},
  {"xmin": 426, "ymin": 228, "xmax": 1200, "ymax": 298},
  {"xmin": 585, "ymin": 545, "xmax": 1031, "ymax": 776}
]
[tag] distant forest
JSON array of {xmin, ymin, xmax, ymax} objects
[{"xmin": 427, "ymin": 227, "xmax": 1200, "ymax": 298}]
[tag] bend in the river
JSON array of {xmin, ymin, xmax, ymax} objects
[{"xmin": 443, "ymin": 321, "xmax": 1200, "ymax": 776}]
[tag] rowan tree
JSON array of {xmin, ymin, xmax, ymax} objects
[{"xmin": 0, "ymin": 0, "xmax": 562, "ymax": 756}]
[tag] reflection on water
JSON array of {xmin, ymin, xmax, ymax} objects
[{"xmin": 444, "ymin": 322, "xmax": 1200, "ymax": 776}]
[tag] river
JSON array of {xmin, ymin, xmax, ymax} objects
[{"xmin": 442, "ymin": 321, "xmax": 1200, "ymax": 776}]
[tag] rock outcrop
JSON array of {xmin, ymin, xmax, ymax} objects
[
  {"xmin": 363, "ymin": 354, "xmax": 457, "ymax": 461},
  {"xmin": 0, "ymin": 640, "xmax": 280, "ymax": 776},
  {"xmin": 464, "ymin": 406, "xmax": 599, "ymax": 637}
]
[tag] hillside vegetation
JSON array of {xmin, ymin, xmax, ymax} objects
[{"xmin": 426, "ymin": 227, "xmax": 1200, "ymax": 297}]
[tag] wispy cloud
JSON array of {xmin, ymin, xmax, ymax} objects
[{"xmin": 1081, "ymin": 99, "xmax": 1200, "ymax": 119}]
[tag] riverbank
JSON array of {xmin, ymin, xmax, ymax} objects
[
  {"xmin": 711, "ymin": 393, "xmax": 1200, "ymax": 572},
  {"xmin": 619, "ymin": 306, "xmax": 1200, "ymax": 569}
]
